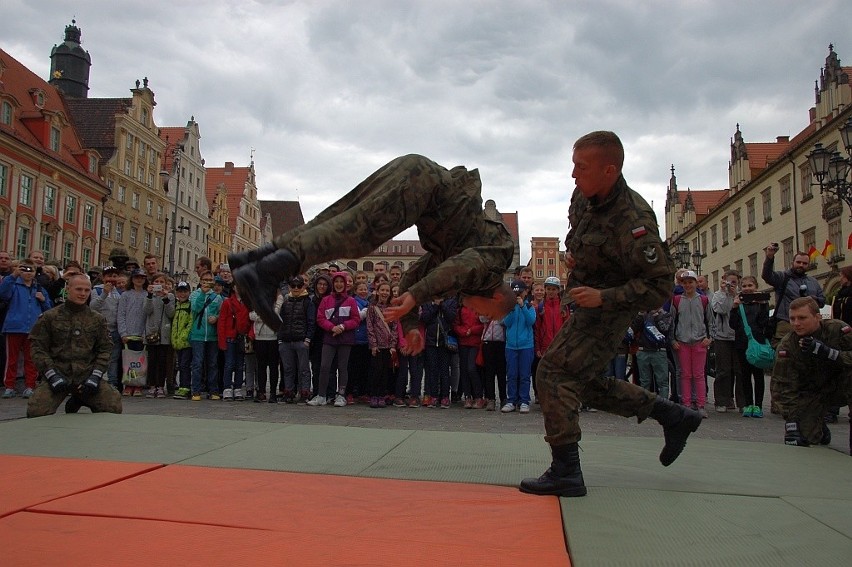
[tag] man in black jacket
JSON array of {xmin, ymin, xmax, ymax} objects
[{"xmin": 278, "ymin": 276, "xmax": 316, "ymax": 403}]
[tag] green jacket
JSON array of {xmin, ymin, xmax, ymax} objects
[
  {"xmin": 29, "ymin": 301, "xmax": 111, "ymax": 382},
  {"xmin": 171, "ymin": 298, "xmax": 192, "ymax": 350},
  {"xmin": 189, "ymin": 289, "xmax": 222, "ymax": 342}
]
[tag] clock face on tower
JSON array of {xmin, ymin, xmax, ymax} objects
[{"xmin": 52, "ymin": 70, "xmax": 63, "ymax": 79}]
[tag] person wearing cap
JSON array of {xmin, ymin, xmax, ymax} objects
[
  {"xmin": 534, "ymin": 277, "xmax": 569, "ymax": 368},
  {"xmin": 116, "ymin": 269, "xmax": 149, "ymax": 395},
  {"xmin": 170, "ymin": 281, "xmax": 194, "ymax": 399},
  {"xmin": 520, "ymin": 131, "xmax": 699, "ymax": 499},
  {"xmin": 671, "ymin": 270, "xmax": 711, "ymax": 417},
  {"xmin": 277, "ymin": 275, "xmax": 316, "ymax": 403},
  {"xmin": 87, "ymin": 266, "xmax": 102, "ymax": 286},
  {"xmin": 124, "ymin": 258, "xmax": 141, "ymax": 274},
  {"xmin": 91, "ymin": 266, "xmax": 124, "ymax": 389},
  {"xmin": 501, "ymin": 279, "xmax": 536, "ymax": 413},
  {"xmin": 1, "ymin": 259, "xmax": 52, "ymax": 399},
  {"xmin": 228, "ymin": 155, "xmax": 516, "ymax": 353}
]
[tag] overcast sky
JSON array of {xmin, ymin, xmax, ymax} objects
[{"xmin": 3, "ymin": 1, "xmax": 849, "ymax": 263}]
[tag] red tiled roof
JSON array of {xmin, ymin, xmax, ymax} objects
[
  {"xmin": 744, "ymin": 141, "xmax": 790, "ymax": 171},
  {"xmin": 258, "ymin": 200, "xmax": 305, "ymax": 237},
  {"xmin": 206, "ymin": 163, "xmax": 251, "ymax": 235},
  {"xmin": 678, "ymin": 189, "xmax": 729, "ymax": 216},
  {"xmin": 0, "ymin": 48, "xmax": 103, "ymax": 181}
]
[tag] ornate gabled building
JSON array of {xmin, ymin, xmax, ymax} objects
[
  {"xmin": 667, "ymin": 45, "xmax": 852, "ymax": 296},
  {"xmin": 0, "ymin": 46, "xmax": 108, "ymax": 267},
  {"xmin": 205, "ymin": 160, "xmax": 262, "ymax": 256},
  {"xmin": 205, "ymin": 183, "xmax": 230, "ymax": 272},
  {"xmin": 159, "ymin": 118, "xmax": 210, "ymax": 276}
]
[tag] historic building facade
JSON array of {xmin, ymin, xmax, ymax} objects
[
  {"xmin": 159, "ymin": 118, "xmax": 209, "ymax": 276},
  {"xmin": 206, "ymin": 161, "xmax": 262, "ymax": 256},
  {"xmin": 0, "ymin": 47, "xmax": 108, "ymax": 267},
  {"xmin": 667, "ymin": 46, "xmax": 852, "ymax": 298}
]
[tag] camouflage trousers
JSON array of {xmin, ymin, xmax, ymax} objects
[
  {"xmin": 536, "ymin": 307, "xmax": 656, "ymax": 446},
  {"xmin": 770, "ymin": 368, "xmax": 849, "ymax": 444},
  {"xmin": 273, "ymin": 154, "xmax": 466, "ymax": 270},
  {"xmin": 27, "ymin": 380, "xmax": 123, "ymax": 418}
]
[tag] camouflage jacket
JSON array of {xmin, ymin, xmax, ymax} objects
[
  {"xmin": 29, "ymin": 301, "xmax": 112, "ymax": 382},
  {"xmin": 565, "ymin": 175, "xmax": 674, "ymax": 313},
  {"xmin": 773, "ymin": 319, "xmax": 852, "ymax": 418}
]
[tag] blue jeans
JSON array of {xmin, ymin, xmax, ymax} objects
[
  {"xmin": 505, "ymin": 347, "xmax": 533, "ymax": 405},
  {"xmin": 191, "ymin": 340, "xmax": 219, "ymax": 395},
  {"xmin": 603, "ymin": 353, "xmax": 628, "ymax": 380},
  {"xmin": 424, "ymin": 346, "xmax": 450, "ymax": 399},
  {"xmin": 108, "ymin": 329, "xmax": 123, "ymax": 387},
  {"xmin": 175, "ymin": 348, "xmax": 192, "ymax": 389},
  {"xmin": 636, "ymin": 349, "xmax": 669, "ymax": 399},
  {"xmin": 222, "ymin": 339, "xmax": 245, "ymax": 390}
]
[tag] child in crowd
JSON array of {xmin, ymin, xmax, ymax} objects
[
  {"xmin": 671, "ymin": 270, "xmax": 711, "ymax": 418},
  {"xmin": 170, "ymin": 282, "xmax": 193, "ymax": 399},
  {"xmin": 502, "ymin": 280, "xmax": 536, "ymax": 413},
  {"xmin": 278, "ymin": 276, "xmax": 315, "ymax": 403},
  {"xmin": 143, "ymin": 273, "xmax": 175, "ymax": 398},
  {"xmin": 730, "ymin": 275, "xmax": 770, "ymax": 418},
  {"xmin": 218, "ymin": 286, "xmax": 251, "ymax": 400},
  {"xmin": 420, "ymin": 297, "xmax": 458, "ymax": 408},
  {"xmin": 366, "ymin": 281, "xmax": 398, "ymax": 407},
  {"xmin": 190, "ymin": 272, "xmax": 222, "ymax": 401},
  {"xmin": 347, "ymin": 282, "xmax": 371, "ymax": 403}
]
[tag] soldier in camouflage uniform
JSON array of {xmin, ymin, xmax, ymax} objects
[
  {"xmin": 27, "ymin": 274, "xmax": 121, "ymax": 417},
  {"xmin": 772, "ymin": 297, "xmax": 851, "ymax": 454},
  {"xmin": 230, "ymin": 155, "xmax": 516, "ymax": 347},
  {"xmin": 519, "ymin": 131, "xmax": 702, "ymax": 498}
]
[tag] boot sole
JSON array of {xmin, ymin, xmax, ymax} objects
[
  {"xmin": 518, "ymin": 484, "xmax": 587, "ymax": 497},
  {"xmin": 660, "ymin": 411, "xmax": 702, "ymax": 467}
]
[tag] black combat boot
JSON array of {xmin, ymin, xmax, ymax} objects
[
  {"xmin": 784, "ymin": 421, "xmax": 810, "ymax": 446},
  {"xmin": 228, "ymin": 243, "xmax": 277, "ymax": 272},
  {"xmin": 519, "ymin": 443, "xmax": 587, "ymax": 497},
  {"xmin": 650, "ymin": 397, "xmax": 702, "ymax": 466},
  {"xmin": 819, "ymin": 423, "xmax": 831, "ymax": 445},
  {"xmin": 64, "ymin": 394, "xmax": 82, "ymax": 414},
  {"xmin": 232, "ymin": 249, "xmax": 300, "ymax": 331}
]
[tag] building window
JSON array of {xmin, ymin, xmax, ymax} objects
[
  {"xmin": 44, "ymin": 185, "xmax": 57, "ymax": 216},
  {"xmin": 144, "ymin": 231, "xmax": 151, "ymax": 252},
  {"xmin": 157, "ymin": 204, "xmax": 163, "ymax": 220},
  {"xmin": 130, "ymin": 226, "xmax": 137, "ymax": 247},
  {"xmin": 40, "ymin": 233, "xmax": 53, "ymax": 257},
  {"xmin": 16, "ymin": 226, "xmax": 30, "ymax": 259},
  {"xmin": 131, "ymin": 192, "xmax": 139, "ymax": 210},
  {"xmin": 115, "ymin": 221, "xmax": 124, "ymax": 242},
  {"xmin": 710, "ymin": 225, "xmax": 718, "ymax": 252},
  {"xmin": 536, "ymin": 258, "xmax": 543, "ymax": 265},
  {"xmin": 137, "ymin": 166, "xmax": 145, "ymax": 183},
  {"xmin": 102, "ymin": 216, "xmax": 111, "ymax": 238},
  {"xmin": 828, "ymin": 219, "xmax": 842, "ymax": 262},
  {"xmin": 782, "ymin": 237, "xmax": 794, "ymax": 267},
  {"xmin": 19, "ymin": 173, "xmax": 33, "ymax": 206},
  {"xmin": 800, "ymin": 163, "xmax": 813, "ymax": 201},
  {"xmin": 746, "ymin": 199, "xmax": 756, "ymax": 231},
  {"xmin": 63, "ymin": 241, "xmax": 73, "ymax": 265},
  {"xmin": 65, "ymin": 195, "xmax": 77, "ymax": 224},
  {"xmin": 49, "ymin": 126, "xmax": 61, "ymax": 152},
  {"xmin": 780, "ymin": 175, "xmax": 791, "ymax": 212},
  {"xmin": 761, "ymin": 188, "xmax": 772, "ymax": 223},
  {"xmin": 0, "ymin": 162, "xmax": 7, "ymax": 197},
  {"xmin": 154, "ymin": 236, "xmax": 161, "ymax": 254},
  {"xmin": 735, "ymin": 259, "xmax": 743, "ymax": 275},
  {"xmin": 124, "ymin": 159, "xmax": 132, "ymax": 176},
  {"xmin": 802, "ymin": 227, "xmax": 816, "ymax": 266},
  {"xmin": 749, "ymin": 253, "xmax": 758, "ymax": 277},
  {"xmin": 82, "ymin": 248, "xmax": 92, "ymax": 271},
  {"xmin": 0, "ymin": 101, "xmax": 12, "ymax": 125},
  {"xmin": 88, "ymin": 154, "xmax": 97, "ymax": 174},
  {"xmin": 732, "ymin": 208, "xmax": 741, "ymax": 239},
  {"xmin": 537, "ymin": 270, "xmax": 543, "ymax": 278},
  {"xmin": 141, "ymin": 108, "xmax": 149, "ymax": 126},
  {"xmin": 117, "ymin": 185, "xmax": 126, "ymax": 203},
  {"xmin": 721, "ymin": 218, "xmax": 729, "ymax": 246},
  {"xmin": 146, "ymin": 199, "xmax": 153, "ymax": 216},
  {"xmin": 84, "ymin": 203, "xmax": 95, "ymax": 230},
  {"xmin": 548, "ymin": 258, "xmax": 555, "ymax": 265}
]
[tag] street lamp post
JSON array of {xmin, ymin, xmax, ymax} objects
[
  {"xmin": 691, "ymin": 247, "xmax": 704, "ymax": 274},
  {"xmin": 160, "ymin": 144, "xmax": 190, "ymax": 276},
  {"xmin": 674, "ymin": 239, "xmax": 691, "ymax": 268},
  {"xmin": 807, "ymin": 117, "xmax": 852, "ymax": 219}
]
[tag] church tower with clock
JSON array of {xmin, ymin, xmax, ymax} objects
[{"xmin": 48, "ymin": 19, "xmax": 91, "ymax": 98}]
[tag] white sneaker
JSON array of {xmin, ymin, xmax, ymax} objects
[
  {"xmin": 306, "ymin": 395, "xmax": 326, "ymax": 406},
  {"xmin": 519, "ymin": 403, "xmax": 530, "ymax": 414},
  {"xmin": 501, "ymin": 403, "xmax": 516, "ymax": 413},
  {"xmin": 333, "ymin": 394, "xmax": 346, "ymax": 407},
  {"xmin": 234, "ymin": 388, "xmax": 245, "ymax": 400},
  {"xmin": 223, "ymin": 388, "xmax": 234, "ymax": 400}
]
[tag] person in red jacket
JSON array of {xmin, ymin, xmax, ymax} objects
[
  {"xmin": 218, "ymin": 286, "xmax": 251, "ymax": 400},
  {"xmin": 535, "ymin": 277, "xmax": 570, "ymax": 359},
  {"xmin": 454, "ymin": 305, "xmax": 486, "ymax": 408}
]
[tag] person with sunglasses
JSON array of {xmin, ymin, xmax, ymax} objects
[
  {"xmin": 277, "ymin": 275, "xmax": 316, "ymax": 404},
  {"xmin": 1, "ymin": 259, "xmax": 52, "ymax": 398}
]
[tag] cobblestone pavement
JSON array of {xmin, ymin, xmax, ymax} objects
[{"xmin": 2, "ymin": 382, "xmax": 849, "ymax": 452}]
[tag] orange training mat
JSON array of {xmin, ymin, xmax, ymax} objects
[
  {"xmin": 6, "ymin": 462, "xmax": 571, "ymax": 566},
  {"xmin": 0, "ymin": 454, "xmax": 162, "ymax": 517}
]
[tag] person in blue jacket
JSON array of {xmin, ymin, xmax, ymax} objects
[{"xmin": 501, "ymin": 280, "xmax": 536, "ymax": 413}]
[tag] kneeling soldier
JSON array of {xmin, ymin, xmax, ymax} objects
[
  {"xmin": 772, "ymin": 297, "xmax": 850, "ymax": 454},
  {"xmin": 27, "ymin": 274, "xmax": 122, "ymax": 417}
]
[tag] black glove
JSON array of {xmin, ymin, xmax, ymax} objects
[
  {"xmin": 799, "ymin": 336, "xmax": 840, "ymax": 362},
  {"xmin": 228, "ymin": 243, "xmax": 277, "ymax": 271},
  {"xmin": 81, "ymin": 370, "xmax": 104, "ymax": 397},
  {"xmin": 784, "ymin": 422, "xmax": 810, "ymax": 446},
  {"xmin": 45, "ymin": 369, "xmax": 70, "ymax": 394}
]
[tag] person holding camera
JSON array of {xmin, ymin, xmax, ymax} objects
[
  {"xmin": 761, "ymin": 244, "xmax": 826, "ymax": 346},
  {"xmin": 502, "ymin": 280, "xmax": 536, "ymax": 413},
  {"xmin": 143, "ymin": 273, "xmax": 175, "ymax": 398},
  {"xmin": 710, "ymin": 270, "xmax": 743, "ymax": 413}
]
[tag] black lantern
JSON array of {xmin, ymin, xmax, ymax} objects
[{"xmin": 807, "ymin": 117, "xmax": 852, "ymax": 219}]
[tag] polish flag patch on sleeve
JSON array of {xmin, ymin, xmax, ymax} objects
[
  {"xmin": 631, "ymin": 226, "xmax": 648, "ymax": 239},
  {"xmin": 842, "ymin": 326, "xmax": 851, "ymax": 334}
]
